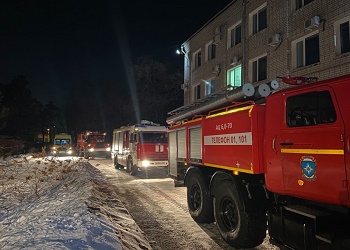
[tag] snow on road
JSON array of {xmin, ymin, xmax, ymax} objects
[{"xmin": 94, "ymin": 159, "xmax": 279, "ymax": 250}]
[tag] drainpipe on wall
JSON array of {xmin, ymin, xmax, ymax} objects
[
  {"xmin": 242, "ymin": 0, "xmax": 247, "ymax": 84},
  {"xmin": 286, "ymin": 0, "xmax": 291, "ymax": 75}
]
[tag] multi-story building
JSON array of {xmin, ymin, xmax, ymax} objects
[{"xmin": 177, "ymin": 0, "xmax": 350, "ymax": 107}]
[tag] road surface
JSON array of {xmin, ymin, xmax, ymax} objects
[{"xmin": 90, "ymin": 158, "xmax": 279, "ymax": 250}]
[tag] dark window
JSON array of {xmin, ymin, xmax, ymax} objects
[
  {"xmin": 208, "ymin": 44, "xmax": 216, "ymax": 60},
  {"xmin": 195, "ymin": 84, "xmax": 201, "ymax": 100},
  {"xmin": 252, "ymin": 7, "xmax": 267, "ymax": 34},
  {"xmin": 286, "ymin": 91, "xmax": 336, "ymax": 127},
  {"xmin": 340, "ymin": 21, "xmax": 350, "ymax": 54},
  {"xmin": 305, "ymin": 34, "xmax": 319, "ymax": 66},
  {"xmin": 195, "ymin": 51, "xmax": 201, "ymax": 68},
  {"xmin": 139, "ymin": 132, "xmax": 167, "ymax": 143},
  {"xmin": 252, "ymin": 56, "xmax": 267, "ymax": 82},
  {"xmin": 235, "ymin": 24, "xmax": 242, "ymax": 45},
  {"xmin": 296, "ymin": 0, "xmax": 314, "ymax": 10},
  {"xmin": 258, "ymin": 8, "xmax": 267, "ymax": 31}
]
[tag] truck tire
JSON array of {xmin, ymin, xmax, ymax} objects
[
  {"xmin": 186, "ymin": 171, "xmax": 214, "ymax": 223},
  {"xmin": 213, "ymin": 180, "xmax": 266, "ymax": 249},
  {"xmin": 114, "ymin": 157, "xmax": 121, "ymax": 170},
  {"xmin": 127, "ymin": 157, "xmax": 137, "ymax": 175},
  {"xmin": 84, "ymin": 150, "xmax": 89, "ymax": 159}
]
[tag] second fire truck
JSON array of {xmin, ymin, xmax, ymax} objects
[
  {"xmin": 111, "ymin": 120, "xmax": 168, "ymax": 175},
  {"xmin": 76, "ymin": 131, "xmax": 111, "ymax": 159},
  {"xmin": 167, "ymin": 74, "xmax": 350, "ymax": 250}
]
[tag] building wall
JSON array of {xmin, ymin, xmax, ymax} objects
[{"xmin": 180, "ymin": 0, "xmax": 350, "ymax": 106}]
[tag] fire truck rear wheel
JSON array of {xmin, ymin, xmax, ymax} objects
[
  {"xmin": 186, "ymin": 171, "xmax": 214, "ymax": 223},
  {"xmin": 213, "ymin": 180, "xmax": 266, "ymax": 249}
]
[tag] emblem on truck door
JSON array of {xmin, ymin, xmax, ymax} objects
[{"xmin": 300, "ymin": 155, "xmax": 317, "ymax": 181}]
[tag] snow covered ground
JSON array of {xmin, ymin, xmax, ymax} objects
[{"xmin": 0, "ymin": 154, "xmax": 152, "ymax": 250}]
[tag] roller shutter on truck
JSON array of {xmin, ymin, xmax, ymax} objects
[
  {"xmin": 177, "ymin": 129, "xmax": 186, "ymax": 159},
  {"xmin": 168, "ymin": 130, "xmax": 177, "ymax": 178},
  {"xmin": 189, "ymin": 126, "xmax": 202, "ymax": 162},
  {"xmin": 117, "ymin": 132, "xmax": 123, "ymax": 153}
]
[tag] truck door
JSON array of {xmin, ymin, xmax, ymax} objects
[{"xmin": 280, "ymin": 89, "xmax": 347, "ymax": 205}]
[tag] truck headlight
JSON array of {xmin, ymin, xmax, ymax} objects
[
  {"xmin": 142, "ymin": 160, "xmax": 150, "ymax": 167},
  {"xmin": 106, "ymin": 147, "xmax": 111, "ymax": 151},
  {"xmin": 89, "ymin": 148, "xmax": 94, "ymax": 152},
  {"xmin": 67, "ymin": 150, "xmax": 72, "ymax": 154}
]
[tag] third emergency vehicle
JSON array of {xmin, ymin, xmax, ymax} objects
[{"xmin": 111, "ymin": 120, "xmax": 168, "ymax": 175}]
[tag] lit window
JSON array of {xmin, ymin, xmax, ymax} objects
[
  {"xmin": 334, "ymin": 17, "xmax": 350, "ymax": 55},
  {"xmin": 206, "ymin": 43, "xmax": 216, "ymax": 61},
  {"xmin": 295, "ymin": 0, "xmax": 314, "ymax": 10},
  {"xmin": 250, "ymin": 4, "xmax": 267, "ymax": 35},
  {"xmin": 205, "ymin": 79, "xmax": 216, "ymax": 96},
  {"xmin": 227, "ymin": 65, "xmax": 242, "ymax": 87},
  {"xmin": 228, "ymin": 22, "xmax": 242, "ymax": 48},
  {"xmin": 193, "ymin": 50, "xmax": 202, "ymax": 69},
  {"xmin": 194, "ymin": 84, "xmax": 201, "ymax": 100},
  {"xmin": 293, "ymin": 31, "xmax": 319, "ymax": 68},
  {"xmin": 250, "ymin": 55, "xmax": 267, "ymax": 82}
]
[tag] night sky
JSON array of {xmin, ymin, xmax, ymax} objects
[{"xmin": 1, "ymin": 0, "xmax": 232, "ymax": 109}]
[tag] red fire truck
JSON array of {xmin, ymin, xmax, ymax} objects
[
  {"xmin": 76, "ymin": 131, "xmax": 111, "ymax": 159},
  {"xmin": 167, "ymin": 74, "xmax": 350, "ymax": 250},
  {"xmin": 111, "ymin": 120, "xmax": 168, "ymax": 175}
]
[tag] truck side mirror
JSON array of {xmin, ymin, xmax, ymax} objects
[{"xmin": 129, "ymin": 133, "xmax": 137, "ymax": 143}]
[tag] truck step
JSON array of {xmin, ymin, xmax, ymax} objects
[
  {"xmin": 284, "ymin": 205, "xmax": 331, "ymax": 219},
  {"xmin": 316, "ymin": 232, "xmax": 335, "ymax": 244},
  {"xmin": 283, "ymin": 205, "xmax": 336, "ymax": 236}
]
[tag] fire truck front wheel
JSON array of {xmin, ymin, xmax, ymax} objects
[
  {"xmin": 127, "ymin": 157, "xmax": 137, "ymax": 176},
  {"xmin": 114, "ymin": 157, "xmax": 121, "ymax": 169},
  {"xmin": 186, "ymin": 171, "xmax": 214, "ymax": 223},
  {"xmin": 213, "ymin": 180, "xmax": 266, "ymax": 249},
  {"xmin": 84, "ymin": 150, "xmax": 89, "ymax": 159},
  {"xmin": 78, "ymin": 149, "xmax": 83, "ymax": 157}
]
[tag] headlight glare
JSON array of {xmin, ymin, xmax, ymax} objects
[{"xmin": 142, "ymin": 160, "xmax": 150, "ymax": 167}]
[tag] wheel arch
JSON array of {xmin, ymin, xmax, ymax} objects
[
  {"xmin": 184, "ymin": 165, "xmax": 212, "ymax": 190},
  {"xmin": 210, "ymin": 171, "xmax": 270, "ymax": 214}
]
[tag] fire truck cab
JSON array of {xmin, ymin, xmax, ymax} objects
[
  {"xmin": 112, "ymin": 120, "xmax": 168, "ymax": 175},
  {"xmin": 76, "ymin": 131, "xmax": 111, "ymax": 159}
]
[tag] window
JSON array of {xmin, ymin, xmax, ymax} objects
[
  {"xmin": 193, "ymin": 50, "xmax": 202, "ymax": 69},
  {"xmin": 250, "ymin": 55, "xmax": 267, "ymax": 82},
  {"xmin": 206, "ymin": 43, "xmax": 216, "ymax": 61},
  {"xmin": 287, "ymin": 91, "xmax": 336, "ymax": 127},
  {"xmin": 295, "ymin": 0, "xmax": 314, "ymax": 10},
  {"xmin": 293, "ymin": 32, "xmax": 319, "ymax": 68},
  {"xmin": 228, "ymin": 22, "xmax": 242, "ymax": 48},
  {"xmin": 194, "ymin": 84, "xmax": 201, "ymax": 100},
  {"xmin": 227, "ymin": 65, "xmax": 242, "ymax": 87},
  {"xmin": 250, "ymin": 4, "xmax": 267, "ymax": 35},
  {"xmin": 139, "ymin": 132, "xmax": 167, "ymax": 143},
  {"xmin": 205, "ymin": 79, "xmax": 216, "ymax": 96},
  {"xmin": 335, "ymin": 17, "xmax": 350, "ymax": 55}
]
